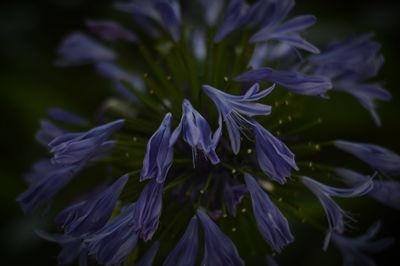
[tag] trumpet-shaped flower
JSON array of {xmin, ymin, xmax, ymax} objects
[
  {"xmin": 171, "ymin": 99, "xmax": 221, "ymax": 164},
  {"xmin": 163, "ymin": 216, "xmax": 199, "ymax": 266},
  {"xmin": 197, "ymin": 209, "xmax": 244, "ymax": 266},
  {"xmin": 140, "ymin": 113, "xmax": 174, "ymax": 183},
  {"xmin": 302, "ymin": 176, "xmax": 374, "ymax": 250},
  {"xmin": 252, "ymin": 120, "xmax": 298, "ymax": 184},
  {"xmin": 244, "ymin": 173, "xmax": 294, "ymax": 252},
  {"xmin": 55, "ymin": 174, "xmax": 128, "ymax": 236},
  {"xmin": 335, "ymin": 140, "xmax": 400, "ymax": 176},
  {"xmin": 203, "ymin": 83, "xmax": 274, "ymax": 154}
]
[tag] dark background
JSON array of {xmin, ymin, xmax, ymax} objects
[{"xmin": 1, "ymin": 0, "xmax": 399, "ymax": 265}]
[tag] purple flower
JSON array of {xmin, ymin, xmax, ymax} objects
[
  {"xmin": 332, "ymin": 222, "xmax": 394, "ymax": 266},
  {"xmin": 85, "ymin": 19, "xmax": 138, "ymax": 42},
  {"xmin": 36, "ymin": 231, "xmax": 87, "ymax": 266},
  {"xmin": 214, "ymin": 0, "xmax": 250, "ymax": 42},
  {"xmin": 235, "ymin": 67, "xmax": 332, "ymax": 97},
  {"xmin": 23, "ymin": 159, "xmax": 57, "ymax": 184},
  {"xmin": 302, "ymin": 176, "xmax": 374, "ymax": 250},
  {"xmin": 306, "ymin": 34, "xmax": 390, "ymax": 126},
  {"xmin": 244, "ymin": 174, "xmax": 294, "ymax": 252},
  {"xmin": 171, "ymin": 99, "xmax": 221, "ymax": 165},
  {"xmin": 252, "ymin": 120, "xmax": 298, "ymax": 184},
  {"xmin": 199, "ymin": 0, "xmax": 223, "ymax": 26},
  {"xmin": 336, "ymin": 168, "xmax": 400, "ymax": 210},
  {"xmin": 163, "ymin": 216, "xmax": 199, "ymax": 266},
  {"xmin": 154, "ymin": 0, "xmax": 181, "ymax": 42},
  {"xmin": 135, "ymin": 241, "xmax": 160, "ymax": 266},
  {"xmin": 223, "ymin": 182, "xmax": 247, "ymax": 217},
  {"xmin": 133, "ymin": 179, "xmax": 164, "ymax": 241},
  {"xmin": 250, "ymin": 1, "xmax": 319, "ymax": 54},
  {"xmin": 335, "ymin": 140, "xmax": 400, "ymax": 176},
  {"xmin": 35, "ymin": 120, "xmax": 65, "ymax": 146},
  {"xmin": 197, "ymin": 209, "xmax": 244, "ymax": 266},
  {"xmin": 55, "ymin": 32, "xmax": 116, "ymax": 66},
  {"xmin": 140, "ymin": 113, "xmax": 174, "ymax": 183},
  {"xmin": 55, "ymin": 174, "xmax": 128, "ymax": 236},
  {"xmin": 49, "ymin": 119, "xmax": 124, "ymax": 165},
  {"xmin": 203, "ymin": 83, "xmax": 274, "ymax": 154},
  {"xmin": 47, "ymin": 108, "xmax": 89, "ymax": 127},
  {"xmin": 86, "ymin": 204, "xmax": 138, "ymax": 266},
  {"xmin": 17, "ymin": 164, "xmax": 80, "ymax": 213}
]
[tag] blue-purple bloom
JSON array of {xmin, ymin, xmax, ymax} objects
[
  {"xmin": 54, "ymin": 174, "xmax": 128, "ymax": 236},
  {"xmin": 154, "ymin": 0, "xmax": 181, "ymax": 42},
  {"xmin": 86, "ymin": 204, "xmax": 138, "ymax": 266},
  {"xmin": 55, "ymin": 32, "xmax": 116, "ymax": 66},
  {"xmin": 331, "ymin": 222, "xmax": 394, "ymax": 266},
  {"xmin": 302, "ymin": 176, "xmax": 374, "ymax": 250},
  {"xmin": 171, "ymin": 99, "xmax": 221, "ymax": 165},
  {"xmin": 306, "ymin": 34, "xmax": 390, "ymax": 126},
  {"xmin": 336, "ymin": 168, "xmax": 400, "ymax": 210},
  {"xmin": 197, "ymin": 209, "xmax": 244, "ymax": 266},
  {"xmin": 235, "ymin": 67, "xmax": 332, "ymax": 97},
  {"xmin": 163, "ymin": 216, "xmax": 199, "ymax": 266},
  {"xmin": 47, "ymin": 108, "xmax": 89, "ymax": 127},
  {"xmin": 140, "ymin": 113, "xmax": 174, "ymax": 183},
  {"xmin": 49, "ymin": 119, "xmax": 124, "ymax": 165},
  {"xmin": 132, "ymin": 179, "xmax": 164, "ymax": 241},
  {"xmin": 335, "ymin": 140, "xmax": 400, "ymax": 176},
  {"xmin": 203, "ymin": 83, "xmax": 274, "ymax": 154},
  {"xmin": 85, "ymin": 19, "xmax": 138, "ymax": 42},
  {"xmin": 17, "ymin": 164, "xmax": 79, "ymax": 213},
  {"xmin": 135, "ymin": 241, "xmax": 160, "ymax": 266},
  {"xmin": 244, "ymin": 173, "xmax": 294, "ymax": 252},
  {"xmin": 252, "ymin": 120, "xmax": 298, "ymax": 184}
]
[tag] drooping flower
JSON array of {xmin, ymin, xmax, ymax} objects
[
  {"xmin": 140, "ymin": 113, "xmax": 174, "ymax": 183},
  {"xmin": 252, "ymin": 120, "xmax": 298, "ymax": 184},
  {"xmin": 244, "ymin": 173, "xmax": 294, "ymax": 252},
  {"xmin": 302, "ymin": 176, "xmax": 374, "ymax": 250},
  {"xmin": 331, "ymin": 222, "xmax": 394, "ymax": 266},
  {"xmin": 223, "ymin": 182, "xmax": 247, "ymax": 217},
  {"xmin": 85, "ymin": 19, "xmax": 138, "ymax": 42},
  {"xmin": 203, "ymin": 83, "xmax": 274, "ymax": 154},
  {"xmin": 335, "ymin": 140, "xmax": 400, "ymax": 176},
  {"xmin": 306, "ymin": 34, "xmax": 391, "ymax": 126},
  {"xmin": 54, "ymin": 174, "xmax": 128, "ymax": 236},
  {"xmin": 336, "ymin": 168, "xmax": 400, "ymax": 210},
  {"xmin": 171, "ymin": 99, "xmax": 221, "ymax": 165},
  {"xmin": 17, "ymin": 164, "xmax": 79, "ymax": 213},
  {"xmin": 197, "ymin": 209, "xmax": 244, "ymax": 266},
  {"xmin": 133, "ymin": 179, "xmax": 164, "ymax": 241},
  {"xmin": 249, "ymin": 1, "xmax": 319, "ymax": 54},
  {"xmin": 55, "ymin": 32, "xmax": 116, "ymax": 66},
  {"xmin": 49, "ymin": 119, "xmax": 124, "ymax": 165},
  {"xmin": 163, "ymin": 216, "xmax": 199, "ymax": 266},
  {"xmin": 135, "ymin": 241, "xmax": 160, "ymax": 266},
  {"xmin": 47, "ymin": 108, "xmax": 89, "ymax": 127},
  {"xmin": 235, "ymin": 67, "xmax": 332, "ymax": 97},
  {"xmin": 86, "ymin": 204, "xmax": 138, "ymax": 266}
]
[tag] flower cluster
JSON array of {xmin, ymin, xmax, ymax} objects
[{"xmin": 18, "ymin": 0, "xmax": 399, "ymax": 265}]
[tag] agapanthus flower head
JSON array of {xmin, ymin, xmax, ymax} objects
[
  {"xmin": 335, "ymin": 140, "xmax": 400, "ymax": 176},
  {"xmin": 19, "ymin": 0, "xmax": 399, "ymax": 265}
]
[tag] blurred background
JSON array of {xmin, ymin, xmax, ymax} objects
[{"xmin": 0, "ymin": 0, "xmax": 399, "ymax": 265}]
